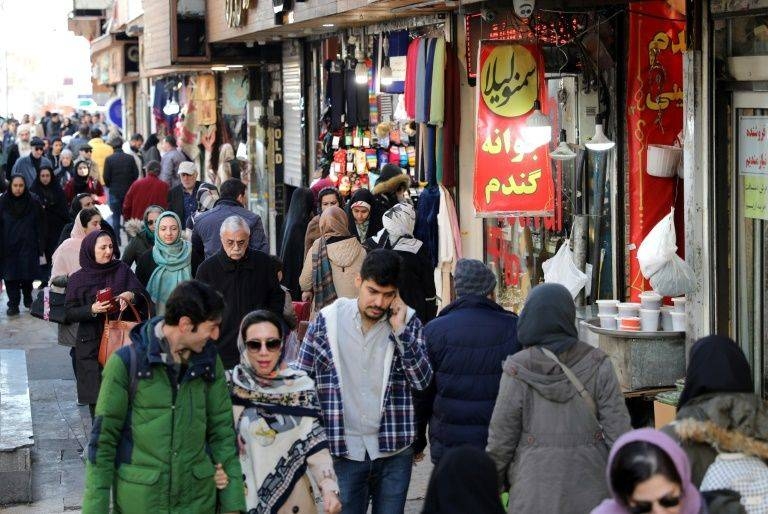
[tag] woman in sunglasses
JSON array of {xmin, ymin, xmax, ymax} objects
[
  {"xmin": 224, "ymin": 309, "xmax": 342, "ymax": 514},
  {"xmin": 592, "ymin": 428, "xmax": 705, "ymax": 514}
]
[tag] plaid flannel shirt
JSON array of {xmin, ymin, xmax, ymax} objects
[{"xmin": 295, "ymin": 303, "xmax": 433, "ymax": 457}]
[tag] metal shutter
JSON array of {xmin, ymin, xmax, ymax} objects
[{"xmin": 282, "ymin": 41, "xmax": 303, "ymax": 187}]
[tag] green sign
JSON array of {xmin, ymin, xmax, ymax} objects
[{"xmin": 744, "ymin": 174, "xmax": 768, "ymax": 220}]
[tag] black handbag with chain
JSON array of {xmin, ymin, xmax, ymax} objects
[{"xmin": 30, "ymin": 287, "xmax": 68, "ymax": 324}]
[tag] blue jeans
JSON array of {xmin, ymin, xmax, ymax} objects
[
  {"xmin": 334, "ymin": 447, "xmax": 414, "ymax": 514},
  {"xmin": 108, "ymin": 193, "xmax": 123, "ymax": 237}
]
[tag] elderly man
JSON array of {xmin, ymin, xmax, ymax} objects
[
  {"xmin": 5, "ymin": 123, "xmax": 31, "ymax": 179},
  {"xmin": 168, "ymin": 161, "xmax": 201, "ymax": 228},
  {"xmin": 195, "ymin": 215, "xmax": 284, "ymax": 368},
  {"xmin": 12, "ymin": 137, "xmax": 52, "ymax": 186}
]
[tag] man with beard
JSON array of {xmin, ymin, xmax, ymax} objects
[
  {"xmin": 296, "ymin": 249, "xmax": 433, "ymax": 514},
  {"xmin": 12, "ymin": 137, "xmax": 52, "ymax": 186},
  {"xmin": 5, "ymin": 123, "xmax": 31, "ymax": 180},
  {"xmin": 127, "ymin": 133, "xmax": 144, "ymax": 175}
]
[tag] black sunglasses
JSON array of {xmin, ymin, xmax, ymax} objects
[
  {"xmin": 245, "ymin": 338, "xmax": 282, "ymax": 352},
  {"xmin": 629, "ymin": 495, "xmax": 681, "ymax": 514}
]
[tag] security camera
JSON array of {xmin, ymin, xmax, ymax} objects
[
  {"xmin": 480, "ymin": 8, "xmax": 496, "ymax": 23},
  {"xmin": 513, "ymin": 0, "xmax": 535, "ymax": 18}
]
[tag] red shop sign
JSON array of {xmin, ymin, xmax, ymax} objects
[{"xmin": 473, "ymin": 41, "xmax": 554, "ymax": 217}]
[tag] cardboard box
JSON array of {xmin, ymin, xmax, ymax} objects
[{"xmin": 654, "ymin": 401, "xmax": 677, "ymax": 429}]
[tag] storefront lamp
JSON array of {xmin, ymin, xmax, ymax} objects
[
  {"xmin": 550, "ymin": 129, "xmax": 576, "ymax": 161},
  {"xmin": 162, "ymin": 98, "xmax": 180, "ymax": 116},
  {"xmin": 522, "ymin": 100, "xmax": 552, "ymax": 149},
  {"xmin": 585, "ymin": 116, "xmax": 615, "ymax": 152},
  {"xmin": 354, "ymin": 46, "xmax": 368, "ymax": 84},
  {"xmin": 380, "ymin": 63, "xmax": 393, "ymax": 86}
]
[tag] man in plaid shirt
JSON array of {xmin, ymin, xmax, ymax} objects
[{"xmin": 296, "ymin": 249, "xmax": 433, "ymax": 514}]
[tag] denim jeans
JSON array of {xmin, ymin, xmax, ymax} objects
[
  {"xmin": 108, "ymin": 193, "xmax": 123, "ymax": 237},
  {"xmin": 333, "ymin": 447, "xmax": 414, "ymax": 514}
]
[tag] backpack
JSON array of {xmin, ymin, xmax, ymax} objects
[{"xmin": 700, "ymin": 452, "xmax": 768, "ymax": 513}]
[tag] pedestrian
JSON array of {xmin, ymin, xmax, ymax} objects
[
  {"xmin": 486, "ymin": 283, "xmax": 632, "ymax": 514},
  {"xmin": 12, "ymin": 136, "xmax": 52, "ymax": 186},
  {"xmin": 213, "ymin": 142, "xmax": 239, "ymax": 185},
  {"xmin": 372, "ymin": 163, "xmax": 411, "ymax": 213},
  {"xmin": 67, "ymin": 124, "xmax": 90, "ymax": 154},
  {"xmin": 226, "ymin": 309, "xmax": 342, "ymax": 514},
  {"xmin": 187, "ymin": 182, "xmax": 218, "ymax": 236},
  {"xmin": 5, "ymin": 123, "xmax": 32, "ymax": 178},
  {"xmin": 60, "ymin": 116, "xmax": 75, "ymax": 137},
  {"xmin": 135, "ymin": 211, "xmax": 191, "ymax": 314},
  {"xmin": 54, "ymin": 149, "xmax": 74, "ymax": 189},
  {"xmin": 141, "ymin": 133, "xmax": 162, "ymax": 165},
  {"xmin": 591, "ymin": 429, "xmax": 708, "ymax": 514},
  {"xmin": 87, "ymin": 128, "xmax": 113, "ymax": 184},
  {"xmin": 296, "ymin": 249, "xmax": 433, "ymax": 514},
  {"xmin": 64, "ymin": 159, "xmax": 104, "ymax": 203},
  {"xmin": 367, "ymin": 202, "xmax": 436, "ymax": 323},
  {"xmin": 414, "ymin": 258, "xmax": 520, "ymax": 464},
  {"xmin": 102, "ymin": 136, "xmax": 139, "ymax": 236},
  {"xmin": 30, "ymin": 164, "xmax": 69, "ymax": 282},
  {"xmin": 167, "ymin": 161, "xmax": 200, "ymax": 227},
  {"xmin": 159, "ymin": 134, "xmax": 187, "ymax": 188},
  {"xmin": 57, "ymin": 193, "xmax": 94, "ymax": 245},
  {"xmin": 191, "ymin": 178, "xmax": 268, "ymax": 261},
  {"xmin": 121, "ymin": 160, "xmax": 168, "ymax": 223},
  {"xmin": 127, "ymin": 133, "xmax": 144, "ymax": 174},
  {"xmin": 46, "ymin": 112, "xmax": 62, "ymax": 138},
  {"xmin": 195, "ymin": 215, "xmax": 284, "ymax": 369},
  {"xmin": 279, "ymin": 187, "xmax": 315, "ymax": 300},
  {"xmin": 76, "ymin": 143, "xmax": 100, "ymax": 181},
  {"xmin": 81, "ymin": 280, "xmax": 246, "ymax": 514},
  {"xmin": 0, "ymin": 175, "xmax": 44, "ymax": 315},
  {"xmin": 299, "ymin": 205, "xmax": 366, "ymax": 312},
  {"xmin": 346, "ymin": 187, "xmax": 382, "ymax": 244},
  {"xmin": 304, "ymin": 187, "xmax": 342, "ymax": 257},
  {"xmin": 662, "ymin": 335, "xmax": 768, "ymax": 487},
  {"xmin": 91, "ymin": 112, "xmax": 107, "ymax": 134},
  {"xmin": 421, "ymin": 446, "xmax": 505, "ymax": 514},
  {"xmin": 122, "ymin": 204, "xmax": 162, "ymax": 267},
  {"xmin": 50, "ymin": 207, "xmax": 103, "ymax": 380},
  {"xmin": 46, "ymin": 137, "xmax": 63, "ymax": 168}
]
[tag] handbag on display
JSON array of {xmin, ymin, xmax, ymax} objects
[
  {"xmin": 30, "ymin": 287, "xmax": 68, "ymax": 324},
  {"xmin": 98, "ymin": 302, "xmax": 143, "ymax": 367}
]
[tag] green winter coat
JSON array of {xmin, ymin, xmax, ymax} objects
[{"xmin": 82, "ymin": 317, "xmax": 245, "ymax": 514}]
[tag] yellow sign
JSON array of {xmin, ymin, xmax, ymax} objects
[
  {"xmin": 745, "ymin": 175, "xmax": 768, "ymax": 220},
  {"xmin": 480, "ymin": 45, "xmax": 538, "ymax": 118}
]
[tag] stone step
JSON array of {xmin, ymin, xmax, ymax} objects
[{"xmin": 0, "ymin": 349, "xmax": 34, "ymax": 505}]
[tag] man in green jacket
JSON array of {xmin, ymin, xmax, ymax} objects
[{"xmin": 82, "ymin": 280, "xmax": 245, "ymax": 513}]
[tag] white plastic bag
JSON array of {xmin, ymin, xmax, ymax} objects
[
  {"xmin": 542, "ymin": 240, "xmax": 589, "ymax": 298},
  {"xmin": 649, "ymin": 254, "xmax": 696, "ymax": 297},
  {"xmin": 637, "ymin": 208, "xmax": 678, "ymax": 279}
]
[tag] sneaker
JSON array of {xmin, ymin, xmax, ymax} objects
[{"xmin": 7, "ymin": 307, "xmax": 20, "ymax": 316}]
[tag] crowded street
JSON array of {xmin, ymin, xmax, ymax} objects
[{"xmin": 0, "ymin": 0, "xmax": 767, "ymax": 514}]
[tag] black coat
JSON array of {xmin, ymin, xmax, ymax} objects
[
  {"xmin": 195, "ymin": 248, "xmax": 284, "ymax": 369},
  {"xmin": 167, "ymin": 181, "xmax": 200, "ymax": 227},
  {"xmin": 414, "ymin": 295, "xmax": 520, "ymax": 463},
  {"xmin": 103, "ymin": 149, "xmax": 139, "ymax": 199},
  {"xmin": 30, "ymin": 182, "xmax": 70, "ymax": 263},
  {"xmin": 0, "ymin": 194, "xmax": 44, "ymax": 281}
]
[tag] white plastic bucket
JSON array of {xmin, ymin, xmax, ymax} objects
[{"xmin": 647, "ymin": 145, "xmax": 682, "ymax": 178}]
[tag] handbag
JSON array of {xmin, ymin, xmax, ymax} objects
[
  {"xmin": 98, "ymin": 302, "xmax": 143, "ymax": 367},
  {"xmin": 30, "ymin": 287, "xmax": 68, "ymax": 324}
]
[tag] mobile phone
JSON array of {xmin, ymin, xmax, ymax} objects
[{"xmin": 96, "ymin": 288, "xmax": 112, "ymax": 303}]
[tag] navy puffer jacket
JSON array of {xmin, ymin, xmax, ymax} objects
[{"xmin": 414, "ymin": 294, "xmax": 520, "ymax": 463}]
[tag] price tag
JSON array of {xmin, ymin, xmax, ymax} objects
[{"xmin": 332, "ymin": 136, "xmax": 340, "ymax": 149}]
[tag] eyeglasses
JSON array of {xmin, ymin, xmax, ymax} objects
[
  {"xmin": 244, "ymin": 339, "xmax": 282, "ymax": 352},
  {"xmin": 82, "ymin": 150, "xmax": 92, "ymax": 154},
  {"xmin": 629, "ymin": 495, "xmax": 681, "ymax": 514},
  {"xmin": 223, "ymin": 239, "xmax": 248, "ymax": 249},
  {"xmin": 33, "ymin": 147, "xmax": 44, "ymax": 152},
  {"xmin": 146, "ymin": 219, "xmax": 155, "ymax": 226}
]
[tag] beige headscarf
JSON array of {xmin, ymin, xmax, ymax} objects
[{"xmin": 319, "ymin": 206, "xmax": 350, "ymax": 238}]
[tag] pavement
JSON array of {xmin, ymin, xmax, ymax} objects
[{"xmin": 0, "ymin": 290, "xmax": 433, "ymax": 513}]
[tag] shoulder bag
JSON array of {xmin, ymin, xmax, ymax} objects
[{"xmin": 540, "ymin": 347, "xmax": 598, "ymax": 418}]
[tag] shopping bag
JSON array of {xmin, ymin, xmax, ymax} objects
[
  {"xmin": 542, "ymin": 240, "xmax": 589, "ymax": 298},
  {"xmin": 649, "ymin": 254, "xmax": 696, "ymax": 297},
  {"xmin": 30, "ymin": 287, "xmax": 68, "ymax": 324},
  {"xmin": 637, "ymin": 208, "xmax": 678, "ymax": 279},
  {"xmin": 98, "ymin": 302, "xmax": 142, "ymax": 367}
]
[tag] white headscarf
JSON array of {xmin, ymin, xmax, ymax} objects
[{"xmin": 372, "ymin": 202, "xmax": 423, "ymax": 254}]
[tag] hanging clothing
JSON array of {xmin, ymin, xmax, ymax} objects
[
  {"xmin": 325, "ymin": 59, "xmax": 345, "ymax": 131},
  {"xmin": 414, "ymin": 184, "xmax": 441, "ymax": 268},
  {"xmin": 145, "ymin": 211, "xmax": 191, "ymax": 315},
  {"xmin": 429, "ymin": 38, "xmax": 446, "ymax": 126},
  {"xmin": 404, "ymin": 38, "xmax": 420, "ymax": 119},
  {"xmin": 441, "ymin": 43, "xmax": 461, "ymax": 187}
]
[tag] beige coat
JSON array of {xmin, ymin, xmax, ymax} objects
[{"xmin": 300, "ymin": 237, "xmax": 366, "ymax": 300}]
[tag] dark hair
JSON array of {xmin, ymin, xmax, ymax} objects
[
  {"xmin": 610, "ymin": 441, "xmax": 682, "ymax": 505},
  {"xmin": 78, "ymin": 124, "xmax": 89, "ymax": 136},
  {"xmin": 109, "ymin": 136, "xmax": 124, "ymax": 148},
  {"xmin": 90, "ymin": 127, "xmax": 102, "ymax": 139},
  {"xmin": 164, "ymin": 280, "xmax": 226, "ymax": 328},
  {"xmin": 360, "ymin": 249, "xmax": 402, "ymax": 287},
  {"xmin": 78, "ymin": 207, "xmax": 100, "ymax": 228},
  {"xmin": 143, "ymin": 133, "xmax": 159, "ymax": 151},
  {"xmin": 51, "ymin": 137, "xmax": 62, "ymax": 144},
  {"xmin": 317, "ymin": 187, "xmax": 342, "ymax": 210},
  {"xmin": 269, "ymin": 255, "xmax": 283, "ymax": 274},
  {"xmin": 239, "ymin": 309, "xmax": 284, "ymax": 342},
  {"xmin": 220, "ymin": 178, "xmax": 246, "ymax": 200},
  {"xmin": 164, "ymin": 134, "xmax": 177, "ymax": 147},
  {"xmin": 130, "ymin": 133, "xmax": 143, "ymax": 142}
]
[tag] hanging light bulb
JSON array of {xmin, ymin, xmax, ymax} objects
[
  {"xmin": 585, "ymin": 115, "xmax": 615, "ymax": 152},
  {"xmin": 162, "ymin": 95, "xmax": 180, "ymax": 116},
  {"xmin": 380, "ymin": 35, "xmax": 393, "ymax": 86},
  {"xmin": 522, "ymin": 99, "xmax": 552, "ymax": 149},
  {"xmin": 355, "ymin": 46, "xmax": 368, "ymax": 84},
  {"xmin": 550, "ymin": 129, "xmax": 577, "ymax": 161}
]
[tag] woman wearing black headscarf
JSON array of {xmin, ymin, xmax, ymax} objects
[
  {"xmin": 31, "ymin": 164, "xmax": 70, "ymax": 282},
  {"xmin": 662, "ymin": 335, "xmax": 767, "ymax": 487},
  {"xmin": 422, "ymin": 446, "xmax": 505, "ymax": 514},
  {"xmin": 65, "ymin": 230, "xmax": 149, "ymax": 418},
  {"xmin": 346, "ymin": 188, "xmax": 382, "ymax": 244},
  {"xmin": 141, "ymin": 133, "xmax": 161, "ymax": 165},
  {"xmin": 279, "ymin": 187, "xmax": 315, "ymax": 300},
  {"xmin": 0, "ymin": 175, "xmax": 45, "ymax": 315},
  {"xmin": 486, "ymin": 283, "xmax": 631, "ymax": 514}
]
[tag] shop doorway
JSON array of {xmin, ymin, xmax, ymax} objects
[{"xmin": 730, "ymin": 92, "xmax": 768, "ymax": 397}]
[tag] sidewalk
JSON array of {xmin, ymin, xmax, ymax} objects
[{"xmin": 0, "ymin": 297, "xmax": 433, "ymax": 513}]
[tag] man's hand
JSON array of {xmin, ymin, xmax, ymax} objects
[
  {"xmin": 388, "ymin": 294, "xmax": 407, "ymax": 333},
  {"xmin": 213, "ymin": 463, "xmax": 229, "ymax": 490}
]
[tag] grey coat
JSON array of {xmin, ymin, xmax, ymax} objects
[{"xmin": 486, "ymin": 341, "xmax": 631, "ymax": 514}]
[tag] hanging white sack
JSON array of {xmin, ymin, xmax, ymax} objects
[
  {"xmin": 649, "ymin": 254, "xmax": 696, "ymax": 297},
  {"xmin": 637, "ymin": 208, "xmax": 678, "ymax": 279},
  {"xmin": 542, "ymin": 240, "xmax": 589, "ymax": 298}
]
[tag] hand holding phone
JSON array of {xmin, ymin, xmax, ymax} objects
[
  {"xmin": 96, "ymin": 288, "xmax": 119, "ymax": 313},
  {"xmin": 387, "ymin": 294, "xmax": 407, "ymax": 333}
]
